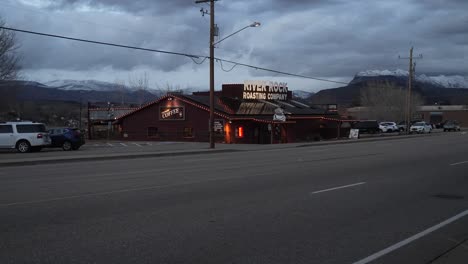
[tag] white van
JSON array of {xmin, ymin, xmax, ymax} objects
[{"xmin": 0, "ymin": 121, "xmax": 51, "ymax": 153}]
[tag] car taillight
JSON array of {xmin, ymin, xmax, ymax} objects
[{"xmin": 37, "ymin": 133, "xmax": 43, "ymax": 138}]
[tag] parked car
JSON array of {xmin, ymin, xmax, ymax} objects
[
  {"xmin": 352, "ymin": 120, "xmax": 380, "ymax": 134},
  {"xmin": 410, "ymin": 121, "xmax": 432, "ymax": 134},
  {"xmin": 379, "ymin": 122, "xmax": 399, "ymax": 133},
  {"xmin": 434, "ymin": 121, "xmax": 447, "ymax": 129},
  {"xmin": 397, "ymin": 121, "xmax": 407, "ymax": 132},
  {"xmin": 48, "ymin": 127, "xmax": 85, "ymax": 150},
  {"xmin": 0, "ymin": 121, "xmax": 51, "ymax": 153},
  {"xmin": 443, "ymin": 121, "xmax": 461, "ymax": 132}
]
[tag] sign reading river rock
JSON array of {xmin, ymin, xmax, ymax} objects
[{"xmin": 243, "ymin": 81, "xmax": 289, "ymax": 101}]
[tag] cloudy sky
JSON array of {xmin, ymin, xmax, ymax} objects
[{"xmin": 1, "ymin": 0, "xmax": 467, "ymax": 91}]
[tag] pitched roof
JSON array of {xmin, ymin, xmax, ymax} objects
[{"xmin": 115, "ymin": 92, "xmax": 336, "ymax": 123}]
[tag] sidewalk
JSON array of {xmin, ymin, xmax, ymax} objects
[{"xmin": 0, "ymin": 130, "xmax": 453, "ymax": 167}]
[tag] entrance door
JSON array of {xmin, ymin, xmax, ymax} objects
[
  {"xmin": 430, "ymin": 112, "xmax": 443, "ymax": 124},
  {"xmin": 256, "ymin": 124, "xmax": 271, "ymax": 144}
]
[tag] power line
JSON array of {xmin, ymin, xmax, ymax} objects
[
  {"xmin": 214, "ymin": 57, "xmax": 348, "ymax": 84},
  {"xmin": 0, "ymin": 26, "xmax": 201, "ymax": 59},
  {"xmin": 0, "ymin": 2, "xmax": 156, "ymax": 38},
  {"xmin": 217, "ymin": 59, "xmax": 238, "ymax": 72},
  {"xmin": 0, "ymin": 26, "xmax": 349, "ymax": 85}
]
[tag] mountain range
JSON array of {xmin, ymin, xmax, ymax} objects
[
  {"xmin": 1, "ymin": 69, "xmax": 467, "ymax": 108},
  {"xmin": 355, "ymin": 70, "xmax": 468, "ymax": 88},
  {"xmin": 309, "ymin": 70, "xmax": 468, "ymax": 106},
  {"xmin": 0, "ymin": 79, "xmax": 316, "ymax": 105}
]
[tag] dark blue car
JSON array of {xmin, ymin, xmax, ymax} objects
[{"xmin": 48, "ymin": 128, "xmax": 85, "ymax": 151}]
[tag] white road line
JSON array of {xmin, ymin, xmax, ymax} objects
[
  {"xmin": 353, "ymin": 209, "xmax": 468, "ymax": 264},
  {"xmin": 311, "ymin": 182, "xmax": 366, "ymax": 194},
  {"xmin": 106, "ymin": 143, "xmax": 114, "ymax": 147},
  {"xmin": 450, "ymin": 160, "xmax": 468, "ymax": 166},
  {"xmin": 133, "ymin": 143, "xmax": 142, "ymax": 147},
  {"xmin": 120, "ymin": 143, "xmax": 128, "ymax": 147}
]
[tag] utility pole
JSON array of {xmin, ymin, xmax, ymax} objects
[
  {"xmin": 196, "ymin": 0, "xmax": 217, "ymax": 148},
  {"xmin": 399, "ymin": 47, "xmax": 422, "ymax": 134},
  {"xmin": 87, "ymin": 102, "xmax": 92, "ymax": 140},
  {"xmin": 79, "ymin": 91, "xmax": 83, "ymax": 130}
]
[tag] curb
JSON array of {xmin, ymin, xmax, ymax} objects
[
  {"xmin": 1, "ymin": 131, "xmax": 454, "ymax": 167},
  {"xmin": 0, "ymin": 149, "xmax": 240, "ymax": 167},
  {"xmin": 295, "ymin": 131, "xmax": 445, "ymax": 148}
]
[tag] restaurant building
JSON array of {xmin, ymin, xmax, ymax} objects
[{"xmin": 115, "ymin": 81, "xmax": 345, "ymax": 144}]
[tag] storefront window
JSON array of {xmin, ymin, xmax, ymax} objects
[
  {"xmin": 184, "ymin": 127, "xmax": 193, "ymax": 138},
  {"xmin": 147, "ymin": 127, "xmax": 158, "ymax": 138}
]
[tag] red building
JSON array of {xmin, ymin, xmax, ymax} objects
[{"xmin": 115, "ymin": 82, "xmax": 344, "ymax": 144}]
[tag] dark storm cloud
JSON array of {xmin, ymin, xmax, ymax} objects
[
  {"xmin": 1, "ymin": 0, "xmax": 466, "ymax": 84},
  {"xmin": 47, "ymin": 0, "xmax": 202, "ymax": 14}
]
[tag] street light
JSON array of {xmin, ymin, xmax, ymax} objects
[
  {"xmin": 197, "ymin": 0, "xmax": 261, "ymax": 149},
  {"xmin": 208, "ymin": 22, "xmax": 260, "ymax": 149},
  {"xmin": 213, "ymin": 22, "xmax": 261, "ymax": 46}
]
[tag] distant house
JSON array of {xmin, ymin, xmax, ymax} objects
[
  {"xmin": 87, "ymin": 106, "xmax": 137, "ymax": 139},
  {"xmin": 417, "ymin": 105, "xmax": 468, "ymax": 126}
]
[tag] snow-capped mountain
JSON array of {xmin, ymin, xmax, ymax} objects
[
  {"xmin": 357, "ymin": 69, "xmax": 409, "ymax": 77},
  {"xmin": 292, "ymin": 90, "xmax": 315, "ymax": 99},
  {"xmin": 356, "ymin": 69, "xmax": 468, "ymax": 88},
  {"xmin": 417, "ymin": 74, "xmax": 468, "ymax": 88},
  {"xmin": 45, "ymin": 80, "xmax": 125, "ymax": 92}
]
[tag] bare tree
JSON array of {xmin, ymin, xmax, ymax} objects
[
  {"xmin": 360, "ymin": 80, "xmax": 423, "ymax": 121},
  {"xmin": 156, "ymin": 82, "xmax": 183, "ymax": 95},
  {"xmin": 128, "ymin": 72, "xmax": 149, "ymax": 106},
  {"xmin": 114, "ymin": 79, "xmax": 127, "ymax": 106},
  {"xmin": 0, "ymin": 18, "xmax": 20, "ymax": 80}
]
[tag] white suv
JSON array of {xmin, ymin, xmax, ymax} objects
[
  {"xmin": 0, "ymin": 121, "xmax": 51, "ymax": 153},
  {"xmin": 379, "ymin": 122, "xmax": 399, "ymax": 133}
]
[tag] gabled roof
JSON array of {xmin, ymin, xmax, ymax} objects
[
  {"xmin": 115, "ymin": 93, "xmax": 338, "ymax": 123},
  {"xmin": 115, "ymin": 93, "xmax": 233, "ymax": 122}
]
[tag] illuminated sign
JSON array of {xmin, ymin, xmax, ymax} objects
[
  {"xmin": 160, "ymin": 106, "xmax": 185, "ymax": 120},
  {"xmin": 243, "ymin": 80, "xmax": 289, "ymax": 101},
  {"xmin": 214, "ymin": 119, "xmax": 224, "ymax": 133}
]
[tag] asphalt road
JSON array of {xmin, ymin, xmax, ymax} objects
[{"xmin": 1, "ymin": 133, "xmax": 468, "ymax": 263}]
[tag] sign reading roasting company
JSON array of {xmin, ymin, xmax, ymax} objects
[
  {"xmin": 160, "ymin": 106, "xmax": 185, "ymax": 120},
  {"xmin": 243, "ymin": 80, "xmax": 289, "ymax": 101}
]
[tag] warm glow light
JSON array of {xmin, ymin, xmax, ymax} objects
[{"xmin": 238, "ymin": 126, "xmax": 244, "ymax": 138}]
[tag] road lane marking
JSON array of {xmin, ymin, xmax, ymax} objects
[
  {"xmin": 106, "ymin": 143, "xmax": 113, "ymax": 147},
  {"xmin": 133, "ymin": 143, "xmax": 142, "ymax": 147},
  {"xmin": 120, "ymin": 143, "xmax": 128, "ymax": 147},
  {"xmin": 311, "ymin": 182, "xmax": 366, "ymax": 194},
  {"xmin": 450, "ymin": 160, "xmax": 468, "ymax": 166},
  {"xmin": 352, "ymin": 209, "xmax": 468, "ymax": 264}
]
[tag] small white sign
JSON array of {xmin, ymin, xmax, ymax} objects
[
  {"xmin": 349, "ymin": 129, "xmax": 359, "ymax": 139},
  {"xmin": 273, "ymin": 107, "xmax": 286, "ymax": 122}
]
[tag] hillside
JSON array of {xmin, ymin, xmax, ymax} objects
[
  {"xmin": 0, "ymin": 80, "xmax": 162, "ymax": 105},
  {"xmin": 309, "ymin": 72, "xmax": 468, "ymax": 106}
]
